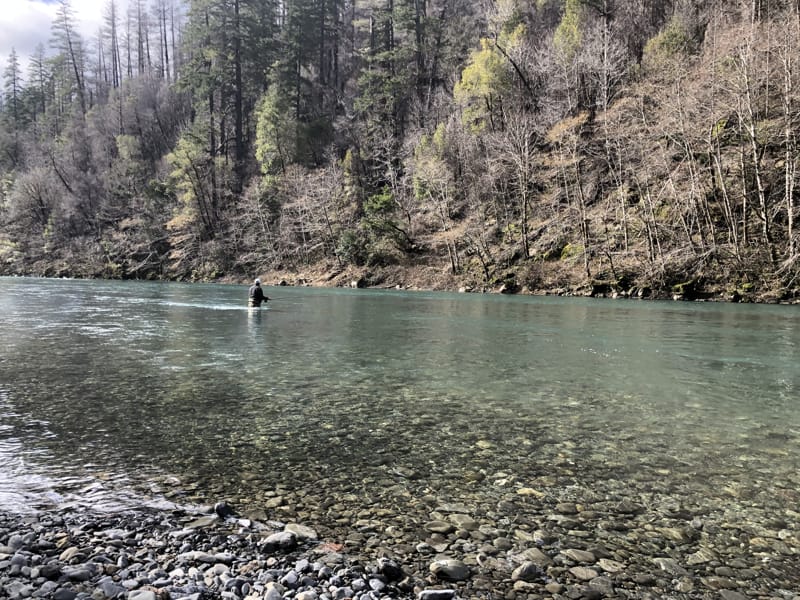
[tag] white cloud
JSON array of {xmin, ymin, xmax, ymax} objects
[{"xmin": 0, "ymin": 0, "xmax": 129, "ymax": 78}]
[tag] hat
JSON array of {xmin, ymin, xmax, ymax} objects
[{"xmin": 254, "ymin": 278, "xmax": 261, "ymax": 285}]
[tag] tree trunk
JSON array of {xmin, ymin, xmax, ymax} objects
[
  {"xmin": 233, "ymin": 0, "xmax": 244, "ymax": 192},
  {"xmin": 782, "ymin": 18, "xmax": 797, "ymax": 259}
]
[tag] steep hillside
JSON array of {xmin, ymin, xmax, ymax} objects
[{"xmin": 1, "ymin": 1, "xmax": 799, "ymax": 302}]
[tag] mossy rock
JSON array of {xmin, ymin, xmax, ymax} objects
[
  {"xmin": 728, "ymin": 281, "xmax": 756, "ymax": 302},
  {"xmin": 560, "ymin": 243, "xmax": 584, "ymax": 261},
  {"xmin": 541, "ymin": 238, "xmax": 568, "ymax": 261},
  {"xmin": 671, "ymin": 279, "xmax": 699, "ymax": 300}
]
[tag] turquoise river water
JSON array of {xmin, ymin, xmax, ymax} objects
[{"xmin": 1, "ymin": 277, "xmax": 799, "ymax": 540}]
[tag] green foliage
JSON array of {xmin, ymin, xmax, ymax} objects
[
  {"xmin": 0, "ymin": 0, "xmax": 796, "ymax": 299},
  {"xmin": 365, "ymin": 238, "xmax": 401, "ymax": 267},
  {"xmin": 711, "ymin": 117, "xmax": 729, "ymax": 140},
  {"xmin": 671, "ymin": 279, "xmax": 698, "ymax": 296},
  {"xmin": 165, "ymin": 123, "xmax": 223, "ymax": 238},
  {"xmin": 560, "ymin": 242, "xmax": 584, "ymax": 261},
  {"xmin": 336, "ymin": 230, "xmax": 368, "ymax": 266},
  {"xmin": 364, "ymin": 188, "xmax": 396, "ymax": 218},
  {"xmin": 362, "ymin": 187, "xmax": 410, "ymax": 254},
  {"xmin": 412, "ymin": 124, "xmax": 453, "ymax": 212},
  {"xmin": 431, "ymin": 123, "xmax": 447, "ymax": 156},
  {"xmin": 341, "ymin": 149, "xmax": 363, "ymax": 206},
  {"xmin": 492, "ymin": 0, "xmax": 526, "ymax": 38},
  {"xmin": 115, "ymin": 135, "xmax": 139, "ymax": 163},
  {"xmin": 0, "ymin": 172, "xmax": 13, "ymax": 207},
  {"xmin": 167, "ymin": 133, "xmax": 202, "ymax": 209},
  {"xmin": 296, "ymin": 118, "xmax": 334, "ymax": 166},
  {"xmin": 643, "ymin": 17, "xmax": 697, "ymax": 64},
  {"xmin": 255, "ymin": 86, "xmax": 296, "ymax": 177},
  {"xmin": 455, "ymin": 0, "xmax": 528, "ymax": 131},
  {"xmin": 553, "ymin": 0, "xmax": 584, "ymax": 60},
  {"xmin": 353, "ymin": 0, "xmax": 419, "ymax": 180},
  {"xmin": 454, "ymin": 38, "xmax": 512, "ymax": 130},
  {"xmin": 0, "ymin": 237, "xmax": 20, "ymax": 265}
]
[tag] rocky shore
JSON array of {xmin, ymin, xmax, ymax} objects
[
  {"xmin": 3, "ymin": 483, "xmax": 800, "ymax": 600},
  {"xmin": 1, "ymin": 504, "xmax": 457, "ymax": 600}
]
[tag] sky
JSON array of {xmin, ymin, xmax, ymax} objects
[{"xmin": 0, "ymin": 0, "xmax": 125, "ymax": 77}]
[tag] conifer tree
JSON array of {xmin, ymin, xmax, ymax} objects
[
  {"xmin": 51, "ymin": 0, "xmax": 87, "ymax": 115},
  {"xmin": 2, "ymin": 48, "xmax": 24, "ymax": 168}
]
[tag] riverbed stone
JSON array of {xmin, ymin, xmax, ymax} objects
[
  {"xmin": 59, "ymin": 547, "xmax": 81, "ymax": 562},
  {"xmin": 185, "ymin": 516, "xmax": 218, "ymax": 529},
  {"xmin": 588, "ymin": 575, "xmax": 614, "ymax": 596},
  {"xmin": 285, "ymin": 523, "xmax": 318, "ymax": 541},
  {"xmin": 2, "ymin": 408, "xmax": 800, "ymax": 600},
  {"xmin": 376, "ymin": 557, "xmax": 403, "ymax": 581},
  {"xmin": 545, "ymin": 582, "xmax": 565, "ymax": 594},
  {"xmin": 4, "ymin": 580, "xmax": 33, "ymax": 600},
  {"xmin": 429, "ymin": 559, "xmax": 470, "ymax": 581},
  {"xmin": 719, "ymin": 591, "xmax": 748, "ymax": 600},
  {"xmin": 425, "ymin": 521, "xmax": 455, "ymax": 534},
  {"xmin": 511, "ymin": 561, "xmax": 541, "ymax": 582},
  {"xmin": 417, "ymin": 590, "xmax": 456, "ymax": 600},
  {"xmin": 675, "ymin": 577, "xmax": 694, "ymax": 593},
  {"xmin": 653, "ymin": 557, "xmax": 688, "ymax": 576},
  {"xmin": 596, "ymin": 558, "xmax": 624, "ymax": 573},
  {"xmin": 614, "ymin": 500, "xmax": 643, "ymax": 514},
  {"xmin": 569, "ymin": 566, "xmax": 598, "ymax": 581},
  {"xmin": 564, "ymin": 549, "xmax": 596, "ymax": 563},
  {"xmin": 687, "ymin": 548, "xmax": 717, "ymax": 565},
  {"xmin": 700, "ymin": 576, "xmax": 738, "ymax": 590},
  {"xmin": 262, "ymin": 531, "xmax": 297, "ymax": 552},
  {"xmin": 448, "ymin": 514, "xmax": 478, "ymax": 531},
  {"xmin": 556, "ymin": 503, "xmax": 578, "ymax": 515},
  {"xmin": 632, "ymin": 573, "xmax": 657, "ymax": 586},
  {"xmin": 128, "ymin": 591, "xmax": 158, "ymax": 600},
  {"xmin": 519, "ymin": 547, "xmax": 553, "ymax": 567},
  {"xmin": 434, "ymin": 503, "xmax": 472, "ymax": 514}
]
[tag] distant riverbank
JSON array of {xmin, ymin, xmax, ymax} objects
[
  {"xmin": 4, "ymin": 251, "xmax": 799, "ymax": 304},
  {"xmin": 238, "ymin": 262, "xmax": 800, "ymax": 305}
]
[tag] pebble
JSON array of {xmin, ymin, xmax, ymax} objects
[
  {"xmin": 719, "ymin": 591, "xmax": 748, "ymax": 600},
  {"xmin": 563, "ymin": 548, "xmax": 596, "ymax": 563},
  {"xmin": 417, "ymin": 590, "xmax": 456, "ymax": 600},
  {"xmin": 1, "ymin": 461, "xmax": 798, "ymax": 600},
  {"xmin": 596, "ymin": 558, "xmax": 624, "ymax": 573},
  {"xmin": 511, "ymin": 561, "xmax": 540, "ymax": 582},
  {"xmin": 425, "ymin": 521, "xmax": 455, "ymax": 534},
  {"xmin": 429, "ymin": 558, "xmax": 470, "ymax": 581},
  {"xmin": 569, "ymin": 566, "xmax": 598, "ymax": 581}
]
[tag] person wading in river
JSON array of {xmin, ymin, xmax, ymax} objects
[{"xmin": 248, "ymin": 278, "xmax": 270, "ymax": 307}]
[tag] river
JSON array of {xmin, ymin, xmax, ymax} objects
[{"xmin": 1, "ymin": 277, "xmax": 799, "ymax": 593}]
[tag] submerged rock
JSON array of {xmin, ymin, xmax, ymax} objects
[{"xmin": 429, "ymin": 558, "xmax": 470, "ymax": 581}]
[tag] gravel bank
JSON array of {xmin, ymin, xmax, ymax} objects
[
  {"xmin": 3, "ymin": 488, "xmax": 800, "ymax": 600},
  {"xmin": 0, "ymin": 505, "xmax": 449, "ymax": 600}
]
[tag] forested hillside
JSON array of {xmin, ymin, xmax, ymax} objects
[{"xmin": 1, "ymin": 0, "xmax": 799, "ymax": 301}]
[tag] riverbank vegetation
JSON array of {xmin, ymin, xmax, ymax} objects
[{"xmin": 1, "ymin": 0, "xmax": 800, "ymax": 301}]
